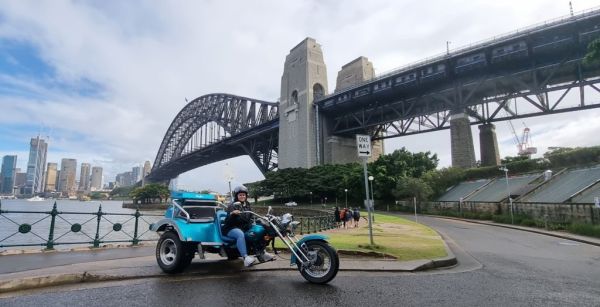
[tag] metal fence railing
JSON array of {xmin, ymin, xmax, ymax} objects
[
  {"xmin": 0, "ymin": 202, "xmax": 163, "ymax": 249},
  {"xmin": 1, "ymin": 201, "xmax": 337, "ymax": 249},
  {"xmin": 297, "ymin": 215, "xmax": 336, "ymax": 235}
]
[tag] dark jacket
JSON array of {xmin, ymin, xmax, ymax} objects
[
  {"xmin": 334, "ymin": 207, "xmax": 341, "ymax": 222},
  {"xmin": 222, "ymin": 201, "xmax": 253, "ymax": 234}
]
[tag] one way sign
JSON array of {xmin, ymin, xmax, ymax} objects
[{"xmin": 356, "ymin": 135, "xmax": 372, "ymax": 157}]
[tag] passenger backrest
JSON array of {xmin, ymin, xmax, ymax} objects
[{"xmin": 177, "ymin": 206, "xmax": 216, "ymax": 222}]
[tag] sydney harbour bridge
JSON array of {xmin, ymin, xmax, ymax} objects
[{"xmin": 146, "ymin": 8, "xmax": 600, "ymax": 183}]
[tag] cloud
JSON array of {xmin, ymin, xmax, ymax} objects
[{"xmin": 1, "ymin": 0, "xmax": 599, "ymax": 193}]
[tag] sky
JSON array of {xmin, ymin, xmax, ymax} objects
[{"xmin": 1, "ymin": 0, "xmax": 600, "ymax": 194}]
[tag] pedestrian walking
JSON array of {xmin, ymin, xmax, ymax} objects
[
  {"xmin": 345, "ymin": 208, "xmax": 353, "ymax": 229},
  {"xmin": 353, "ymin": 207, "xmax": 360, "ymax": 227},
  {"xmin": 334, "ymin": 207, "xmax": 341, "ymax": 228}
]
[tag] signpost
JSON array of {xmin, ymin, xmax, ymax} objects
[{"xmin": 356, "ymin": 134, "xmax": 374, "ymax": 245}]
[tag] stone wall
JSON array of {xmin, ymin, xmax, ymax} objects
[{"xmin": 424, "ymin": 201, "xmax": 600, "ymax": 224}]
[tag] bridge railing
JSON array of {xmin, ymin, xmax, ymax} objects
[{"xmin": 316, "ymin": 5, "xmax": 600, "ymax": 102}]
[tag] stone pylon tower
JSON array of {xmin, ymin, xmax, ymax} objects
[
  {"xmin": 479, "ymin": 123, "xmax": 501, "ymax": 166},
  {"xmin": 450, "ymin": 113, "xmax": 476, "ymax": 168},
  {"xmin": 323, "ymin": 56, "xmax": 384, "ymax": 164},
  {"xmin": 278, "ymin": 38, "xmax": 328, "ymax": 169}
]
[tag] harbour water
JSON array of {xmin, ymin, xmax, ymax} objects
[{"xmin": 0, "ymin": 199, "xmax": 164, "ymax": 251}]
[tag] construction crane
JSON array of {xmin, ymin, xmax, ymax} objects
[{"xmin": 508, "ymin": 121, "xmax": 537, "ymax": 157}]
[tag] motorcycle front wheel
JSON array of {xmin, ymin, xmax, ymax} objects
[{"xmin": 296, "ymin": 240, "xmax": 339, "ymax": 284}]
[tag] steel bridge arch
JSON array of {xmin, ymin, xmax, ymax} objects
[{"xmin": 149, "ymin": 93, "xmax": 279, "ymax": 182}]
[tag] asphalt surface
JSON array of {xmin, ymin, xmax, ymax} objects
[
  {"xmin": 0, "ymin": 246, "xmax": 156, "ymax": 274},
  {"xmin": 1, "ymin": 215, "xmax": 599, "ymax": 306}
]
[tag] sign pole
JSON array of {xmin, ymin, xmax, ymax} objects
[
  {"xmin": 356, "ymin": 134, "xmax": 374, "ymax": 245},
  {"xmin": 413, "ymin": 196, "xmax": 418, "ymax": 223},
  {"xmin": 362, "ymin": 157, "xmax": 374, "ymax": 245}
]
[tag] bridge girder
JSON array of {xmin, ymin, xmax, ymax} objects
[
  {"xmin": 147, "ymin": 93, "xmax": 279, "ymax": 182},
  {"xmin": 323, "ymin": 59, "xmax": 600, "ymax": 140}
]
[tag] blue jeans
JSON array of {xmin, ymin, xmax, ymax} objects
[{"xmin": 226, "ymin": 228, "xmax": 247, "ymax": 257}]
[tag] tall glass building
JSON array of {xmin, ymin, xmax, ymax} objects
[
  {"xmin": 1, "ymin": 155, "xmax": 17, "ymax": 194},
  {"xmin": 58, "ymin": 158, "xmax": 77, "ymax": 197},
  {"xmin": 25, "ymin": 136, "xmax": 48, "ymax": 195},
  {"xmin": 44, "ymin": 162, "xmax": 58, "ymax": 192},
  {"xmin": 90, "ymin": 166, "xmax": 103, "ymax": 191}
]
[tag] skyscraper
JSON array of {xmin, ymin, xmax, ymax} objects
[
  {"xmin": 58, "ymin": 158, "xmax": 77, "ymax": 197},
  {"xmin": 14, "ymin": 171, "xmax": 26, "ymax": 195},
  {"xmin": 131, "ymin": 166, "xmax": 141, "ymax": 184},
  {"xmin": 44, "ymin": 162, "xmax": 58, "ymax": 192},
  {"xmin": 1, "ymin": 155, "xmax": 17, "ymax": 195},
  {"xmin": 143, "ymin": 161, "xmax": 151, "ymax": 176},
  {"xmin": 90, "ymin": 166, "xmax": 103, "ymax": 191},
  {"xmin": 25, "ymin": 136, "xmax": 48, "ymax": 195},
  {"xmin": 79, "ymin": 163, "xmax": 91, "ymax": 192},
  {"xmin": 142, "ymin": 161, "xmax": 152, "ymax": 186}
]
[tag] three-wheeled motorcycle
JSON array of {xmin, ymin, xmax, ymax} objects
[{"xmin": 150, "ymin": 191, "xmax": 339, "ymax": 284}]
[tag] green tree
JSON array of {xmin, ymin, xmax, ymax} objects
[
  {"xmin": 500, "ymin": 155, "xmax": 529, "ymax": 164},
  {"xmin": 370, "ymin": 148, "xmax": 438, "ymax": 200},
  {"xmin": 129, "ymin": 183, "xmax": 170, "ymax": 204},
  {"xmin": 90, "ymin": 192, "xmax": 108, "ymax": 200},
  {"xmin": 422, "ymin": 167, "xmax": 465, "ymax": 198},
  {"xmin": 584, "ymin": 38, "xmax": 600, "ymax": 65},
  {"xmin": 393, "ymin": 176, "xmax": 433, "ymax": 211},
  {"xmin": 110, "ymin": 186, "xmax": 135, "ymax": 199}
]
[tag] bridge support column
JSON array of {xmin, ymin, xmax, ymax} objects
[
  {"xmin": 450, "ymin": 113, "xmax": 476, "ymax": 168},
  {"xmin": 323, "ymin": 56, "xmax": 384, "ymax": 164},
  {"xmin": 478, "ymin": 123, "xmax": 500, "ymax": 166},
  {"xmin": 278, "ymin": 38, "xmax": 328, "ymax": 169}
]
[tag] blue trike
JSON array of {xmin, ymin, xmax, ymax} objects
[{"xmin": 150, "ymin": 191, "xmax": 339, "ymax": 284}]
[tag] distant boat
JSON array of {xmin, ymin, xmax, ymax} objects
[{"xmin": 27, "ymin": 196, "xmax": 45, "ymax": 202}]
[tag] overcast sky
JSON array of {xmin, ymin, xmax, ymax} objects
[{"xmin": 1, "ymin": 0, "xmax": 600, "ymax": 194}]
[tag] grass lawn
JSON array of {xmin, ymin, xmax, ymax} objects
[{"xmin": 277, "ymin": 213, "xmax": 447, "ymax": 261}]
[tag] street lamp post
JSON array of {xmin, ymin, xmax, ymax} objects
[
  {"xmin": 344, "ymin": 189, "xmax": 348, "ymax": 207},
  {"xmin": 499, "ymin": 166, "xmax": 514, "ymax": 224},
  {"xmin": 309, "ymin": 191, "xmax": 313, "ymax": 207}
]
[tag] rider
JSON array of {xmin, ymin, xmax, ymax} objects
[{"xmin": 223, "ymin": 185, "xmax": 274, "ymax": 266}]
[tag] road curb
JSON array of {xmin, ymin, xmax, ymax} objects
[
  {"xmin": 412, "ymin": 232, "xmax": 458, "ymax": 271},
  {"xmin": 0, "ymin": 251, "xmax": 457, "ymax": 294}
]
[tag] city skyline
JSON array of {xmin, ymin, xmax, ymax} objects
[
  {"xmin": 2, "ymin": 1, "xmax": 600, "ymax": 193},
  {"xmin": 0, "ymin": 135, "xmax": 151, "ymax": 195}
]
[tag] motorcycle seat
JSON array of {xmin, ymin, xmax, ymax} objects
[{"xmin": 216, "ymin": 211, "xmax": 236, "ymax": 244}]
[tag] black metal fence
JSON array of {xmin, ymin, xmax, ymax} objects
[
  {"xmin": 0, "ymin": 202, "xmax": 163, "ymax": 249},
  {"xmin": 0, "ymin": 202, "xmax": 337, "ymax": 249},
  {"xmin": 297, "ymin": 215, "xmax": 336, "ymax": 234}
]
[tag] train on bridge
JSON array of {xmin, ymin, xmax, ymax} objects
[{"xmin": 318, "ymin": 12, "xmax": 600, "ymax": 111}]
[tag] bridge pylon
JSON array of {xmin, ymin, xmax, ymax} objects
[
  {"xmin": 278, "ymin": 38, "xmax": 328, "ymax": 169},
  {"xmin": 450, "ymin": 112, "xmax": 476, "ymax": 168}
]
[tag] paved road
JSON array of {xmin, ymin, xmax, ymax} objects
[
  {"xmin": 0, "ymin": 246, "xmax": 156, "ymax": 273},
  {"xmin": 1, "ymin": 216, "xmax": 599, "ymax": 306}
]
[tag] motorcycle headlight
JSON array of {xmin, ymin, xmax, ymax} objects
[{"xmin": 281, "ymin": 213, "xmax": 293, "ymax": 225}]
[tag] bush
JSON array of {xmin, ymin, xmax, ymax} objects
[
  {"xmin": 546, "ymin": 146, "xmax": 600, "ymax": 167},
  {"xmin": 568, "ymin": 223, "xmax": 600, "ymax": 238},
  {"xmin": 520, "ymin": 219, "xmax": 537, "ymax": 227}
]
